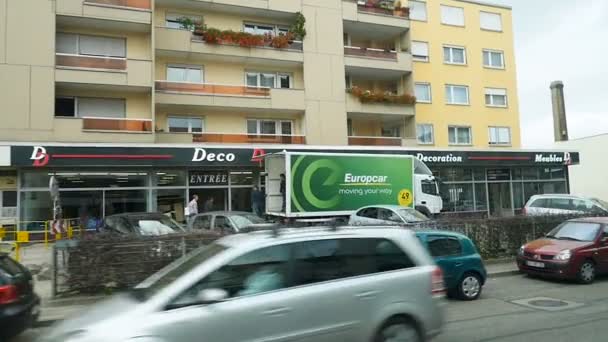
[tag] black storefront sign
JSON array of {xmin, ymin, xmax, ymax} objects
[
  {"xmin": 10, "ymin": 145, "xmax": 580, "ymax": 168},
  {"xmin": 189, "ymin": 171, "xmax": 229, "ymax": 186}
]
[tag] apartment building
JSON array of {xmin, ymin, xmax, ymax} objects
[
  {"xmin": 409, "ymin": 0, "xmax": 521, "ymax": 147},
  {"xmin": 0, "ymin": 0, "xmax": 577, "ymax": 225}
]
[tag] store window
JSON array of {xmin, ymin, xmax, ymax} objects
[
  {"xmin": 53, "ymin": 172, "xmax": 147, "ymax": 188},
  {"xmin": 155, "ymin": 189, "xmax": 186, "ymax": 223},
  {"xmin": 62, "ymin": 191, "xmax": 104, "ymax": 231},
  {"xmin": 440, "ymin": 183, "xmax": 474, "ymax": 212},
  {"xmin": 474, "ymin": 183, "xmax": 488, "ymax": 211},
  {"xmin": 153, "ymin": 171, "xmax": 186, "ymax": 187},
  {"xmin": 105, "ymin": 190, "xmax": 147, "ymax": 216},
  {"xmin": 19, "ymin": 192, "xmax": 51, "ymax": 231}
]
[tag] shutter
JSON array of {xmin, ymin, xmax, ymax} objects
[
  {"xmin": 485, "ymin": 88, "xmax": 507, "ymax": 96},
  {"xmin": 441, "ymin": 5, "xmax": 465, "ymax": 26},
  {"xmin": 410, "ymin": 1, "xmax": 427, "ymax": 21},
  {"xmin": 77, "ymin": 98, "xmax": 126, "ymax": 118},
  {"xmin": 480, "ymin": 12, "xmax": 502, "ymax": 31},
  {"xmin": 412, "ymin": 41, "xmax": 429, "ymax": 57}
]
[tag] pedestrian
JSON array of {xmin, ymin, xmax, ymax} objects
[
  {"xmin": 186, "ymin": 194, "xmax": 199, "ymax": 226},
  {"xmin": 251, "ymin": 186, "xmax": 265, "ymax": 217},
  {"xmin": 280, "ymin": 173, "xmax": 286, "ymax": 212},
  {"xmin": 203, "ymin": 196, "xmax": 215, "ymax": 212}
]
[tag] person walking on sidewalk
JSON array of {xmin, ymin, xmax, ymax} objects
[
  {"xmin": 186, "ymin": 194, "xmax": 199, "ymax": 227},
  {"xmin": 251, "ymin": 186, "xmax": 265, "ymax": 217}
]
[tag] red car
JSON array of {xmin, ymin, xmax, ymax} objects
[{"xmin": 517, "ymin": 217, "xmax": 608, "ymax": 284}]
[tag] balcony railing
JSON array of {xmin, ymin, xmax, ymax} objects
[
  {"xmin": 56, "ymin": 53, "xmax": 127, "ymax": 70},
  {"xmin": 155, "ymin": 81, "xmax": 271, "ymax": 97},
  {"xmin": 82, "ymin": 117, "xmax": 152, "ymax": 132},
  {"xmin": 344, "ymin": 46, "xmax": 397, "ymax": 60},
  {"xmin": 193, "ymin": 133, "xmax": 305, "ymax": 144},
  {"xmin": 84, "ymin": 0, "xmax": 151, "ymax": 10},
  {"xmin": 348, "ymin": 136, "xmax": 402, "ymax": 146},
  {"xmin": 191, "ymin": 34, "xmax": 303, "ymax": 51}
]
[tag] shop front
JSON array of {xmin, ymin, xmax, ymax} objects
[{"xmin": 6, "ymin": 144, "xmax": 579, "ymax": 229}]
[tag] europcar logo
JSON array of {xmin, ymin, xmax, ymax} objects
[{"xmin": 291, "ymin": 156, "xmax": 342, "ymax": 212}]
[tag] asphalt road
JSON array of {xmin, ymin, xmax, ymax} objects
[{"xmin": 11, "ymin": 274, "xmax": 608, "ymax": 342}]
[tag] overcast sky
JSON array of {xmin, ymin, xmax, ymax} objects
[{"xmin": 487, "ymin": 0, "xmax": 608, "ymax": 147}]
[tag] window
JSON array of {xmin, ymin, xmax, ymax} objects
[
  {"xmin": 483, "ymin": 49, "xmax": 505, "ymax": 69},
  {"xmin": 168, "ymin": 116, "xmax": 204, "ymax": 133},
  {"xmin": 381, "ymin": 126, "xmax": 400, "ymax": 138},
  {"xmin": 485, "ymin": 88, "xmax": 508, "ymax": 107},
  {"xmin": 489, "ymin": 126, "xmax": 511, "ymax": 145},
  {"xmin": 448, "ymin": 126, "xmax": 472, "ymax": 145},
  {"xmin": 56, "ymin": 33, "xmax": 126, "ymax": 58},
  {"xmin": 409, "ymin": 1, "xmax": 427, "ymax": 21},
  {"xmin": 377, "ymin": 209, "xmax": 402, "ymax": 223},
  {"xmin": 244, "ymin": 23, "xmax": 287, "ymax": 36},
  {"xmin": 2, "ymin": 191, "xmax": 17, "ymax": 207},
  {"xmin": 167, "ymin": 65, "xmax": 203, "ymax": 83},
  {"xmin": 412, "ymin": 41, "xmax": 429, "ymax": 62},
  {"xmin": 166, "ymin": 13, "xmax": 201, "ymax": 30},
  {"xmin": 192, "ymin": 215, "xmax": 211, "ymax": 230},
  {"xmin": 480, "ymin": 11, "xmax": 502, "ymax": 31},
  {"xmin": 247, "ymin": 119, "xmax": 292, "ymax": 135},
  {"xmin": 347, "ymin": 119, "xmax": 353, "ymax": 136},
  {"xmin": 214, "ymin": 216, "xmax": 235, "ymax": 233},
  {"xmin": 292, "ymin": 238, "xmax": 414, "ymax": 286},
  {"xmin": 55, "ymin": 97, "xmax": 76, "ymax": 117},
  {"xmin": 415, "ymin": 83, "xmax": 432, "ymax": 103},
  {"xmin": 445, "ymin": 85, "xmax": 470, "ymax": 105},
  {"xmin": 357, "ymin": 207, "xmax": 378, "ymax": 219},
  {"xmin": 441, "ymin": 5, "xmax": 465, "ymax": 26},
  {"xmin": 417, "ymin": 124, "xmax": 434, "ymax": 144},
  {"xmin": 443, "ymin": 45, "xmax": 467, "ymax": 65},
  {"xmin": 427, "ymin": 237, "xmax": 462, "ymax": 257},
  {"xmin": 172, "ymin": 244, "xmax": 291, "ymax": 304},
  {"xmin": 78, "ymin": 98, "xmax": 126, "ymax": 118},
  {"xmin": 245, "ymin": 72, "xmax": 292, "ymax": 88}
]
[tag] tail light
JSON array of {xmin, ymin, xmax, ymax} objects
[
  {"xmin": 431, "ymin": 267, "xmax": 446, "ymax": 297},
  {"xmin": 0, "ymin": 285, "xmax": 19, "ymax": 304}
]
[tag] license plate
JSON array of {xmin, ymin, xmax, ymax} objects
[{"xmin": 526, "ymin": 260, "xmax": 545, "ymax": 268}]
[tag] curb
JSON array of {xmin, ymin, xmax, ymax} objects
[{"xmin": 488, "ymin": 269, "xmax": 521, "ymax": 278}]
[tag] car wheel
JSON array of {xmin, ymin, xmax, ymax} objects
[
  {"xmin": 457, "ymin": 273, "xmax": 482, "ymax": 300},
  {"xmin": 578, "ymin": 261, "xmax": 596, "ymax": 284},
  {"xmin": 374, "ymin": 317, "xmax": 421, "ymax": 342}
]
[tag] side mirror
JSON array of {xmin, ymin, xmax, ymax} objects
[{"xmin": 197, "ymin": 288, "xmax": 228, "ymax": 304}]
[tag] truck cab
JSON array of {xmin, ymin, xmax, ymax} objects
[{"xmin": 414, "ymin": 174, "xmax": 443, "ymax": 216}]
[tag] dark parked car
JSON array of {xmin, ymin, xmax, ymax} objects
[
  {"xmin": 416, "ymin": 231, "xmax": 487, "ymax": 300},
  {"xmin": 0, "ymin": 252, "xmax": 40, "ymax": 340},
  {"xmin": 101, "ymin": 213, "xmax": 185, "ymax": 236},
  {"xmin": 517, "ymin": 217, "xmax": 608, "ymax": 284},
  {"xmin": 189, "ymin": 211, "xmax": 275, "ymax": 234}
]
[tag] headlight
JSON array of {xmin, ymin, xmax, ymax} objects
[
  {"xmin": 554, "ymin": 249, "xmax": 572, "ymax": 261},
  {"xmin": 518, "ymin": 245, "xmax": 525, "ymax": 255}
]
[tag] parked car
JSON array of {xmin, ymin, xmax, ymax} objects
[
  {"xmin": 523, "ymin": 194, "xmax": 608, "ymax": 216},
  {"xmin": 43, "ymin": 227, "xmax": 444, "ymax": 342},
  {"xmin": 416, "ymin": 231, "xmax": 487, "ymax": 300},
  {"xmin": 101, "ymin": 212, "xmax": 185, "ymax": 236},
  {"xmin": 189, "ymin": 211, "xmax": 275, "ymax": 233},
  {"xmin": 0, "ymin": 252, "xmax": 40, "ymax": 340},
  {"xmin": 349, "ymin": 205, "xmax": 430, "ymax": 226},
  {"xmin": 517, "ymin": 217, "xmax": 608, "ymax": 284}
]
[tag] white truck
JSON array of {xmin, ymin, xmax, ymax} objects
[{"xmin": 265, "ymin": 152, "xmax": 442, "ymax": 218}]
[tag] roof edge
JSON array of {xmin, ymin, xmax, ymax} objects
[{"xmin": 453, "ymin": 0, "xmax": 512, "ymax": 10}]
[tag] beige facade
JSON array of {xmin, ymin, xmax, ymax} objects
[{"xmin": 0, "ymin": 0, "xmax": 520, "ymax": 148}]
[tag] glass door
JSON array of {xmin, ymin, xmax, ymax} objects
[{"xmin": 488, "ymin": 182, "xmax": 513, "ymax": 217}]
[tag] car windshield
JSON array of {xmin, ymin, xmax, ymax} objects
[
  {"xmin": 230, "ymin": 214, "xmax": 266, "ymax": 228},
  {"xmin": 546, "ymin": 222, "xmax": 601, "ymax": 242},
  {"xmin": 129, "ymin": 216, "xmax": 184, "ymax": 235},
  {"xmin": 132, "ymin": 242, "xmax": 227, "ymax": 300},
  {"xmin": 398, "ymin": 209, "xmax": 429, "ymax": 223}
]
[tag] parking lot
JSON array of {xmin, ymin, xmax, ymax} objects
[{"xmin": 13, "ymin": 273, "xmax": 608, "ymax": 342}]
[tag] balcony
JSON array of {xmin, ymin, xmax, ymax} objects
[
  {"xmin": 346, "ymin": 92, "xmax": 415, "ymax": 116},
  {"xmin": 193, "ymin": 133, "xmax": 305, "ymax": 145},
  {"xmin": 155, "ymin": 81, "xmax": 306, "ymax": 113},
  {"xmin": 56, "ymin": 0, "xmax": 151, "ymax": 32},
  {"xmin": 53, "ymin": 118, "xmax": 154, "ymax": 143},
  {"xmin": 348, "ymin": 136, "xmax": 402, "ymax": 146},
  {"xmin": 155, "ymin": 27, "xmax": 303, "ymax": 67},
  {"xmin": 343, "ymin": 1, "xmax": 410, "ymax": 33},
  {"xmin": 344, "ymin": 46, "xmax": 412, "ymax": 74},
  {"xmin": 55, "ymin": 54, "xmax": 152, "ymax": 88},
  {"xmin": 155, "ymin": 0, "xmax": 302, "ymax": 14},
  {"xmin": 82, "ymin": 117, "xmax": 152, "ymax": 132}
]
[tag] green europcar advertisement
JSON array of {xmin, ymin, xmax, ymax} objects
[{"xmin": 290, "ymin": 154, "xmax": 414, "ymax": 213}]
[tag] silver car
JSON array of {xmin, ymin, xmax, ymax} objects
[
  {"xmin": 43, "ymin": 227, "xmax": 444, "ymax": 342},
  {"xmin": 349, "ymin": 205, "xmax": 430, "ymax": 226},
  {"xmin": 189, "ymin": 211, "xmax": 275, "ymax": 233},
  {"xmin": 523, "ymin": 194, "xmax": 608, "ymax": 216}
]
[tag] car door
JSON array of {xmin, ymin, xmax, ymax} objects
[
  {"xmin": 191, "ymin": 215, "xmax": 212, "ymax": 231},
  {"xmin": 148, "ymin": 244, "xmax": 299, "ymax": 342},
  {"xmin": 426, "ymin": 235, "xmax": 465, "ymax": 290}
]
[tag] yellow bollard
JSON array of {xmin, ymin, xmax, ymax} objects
[
  {"xmin": 14, "ymin": 242, "xmax": 20, "ymax": 262},
  {"xmin": 68, "ymin": 225, "xmax": 73, "ymax": 239},
  {"xmin": 44, "ymin": 221, "xmax": 49, "ymax": 248}
]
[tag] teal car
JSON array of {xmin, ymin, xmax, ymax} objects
[{"xmin": 416, "ymin": 231, "xmax": 487, "ymax": 300}]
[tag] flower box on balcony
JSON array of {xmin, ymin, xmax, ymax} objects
[{"xmin": 348, "ymin": 86, "xmax": 416, "ymax": 105}]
